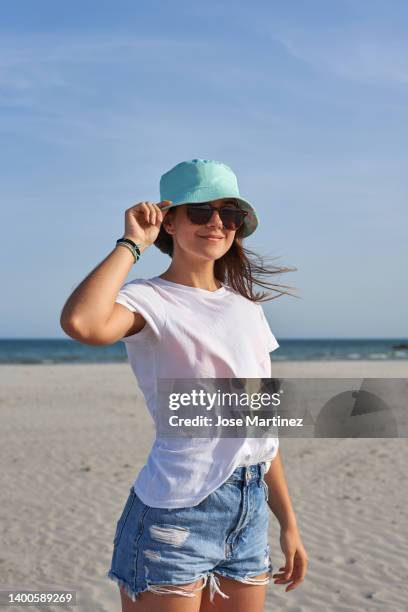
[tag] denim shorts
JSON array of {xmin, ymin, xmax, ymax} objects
[{"xmin": 107, "ymin": 461, "xmax": 272, "ymax": 604}]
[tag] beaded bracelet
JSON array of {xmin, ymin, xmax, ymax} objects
[{"xmin": 116, "ymin": 238, "xmax": 143, "ymax": 263}]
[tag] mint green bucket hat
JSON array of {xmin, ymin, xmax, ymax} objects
[{"xmin": 159, "ymin": 159, "xmax": 259, "ymax": 238}]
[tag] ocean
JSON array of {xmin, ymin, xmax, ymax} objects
[{"xmin": 0, "ymin": 338, "xmax": 407, "ymax": 364}]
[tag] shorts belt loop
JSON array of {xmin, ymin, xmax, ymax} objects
[{"xmin": 258, "ymin": 461, "xmax": 265, "ymax": 486}]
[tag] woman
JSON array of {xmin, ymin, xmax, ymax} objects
[{"xmin": 60, "ymin": 159, "xmax": 308, "ymax": 611}]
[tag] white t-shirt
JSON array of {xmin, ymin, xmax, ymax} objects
[{"xmin": 115, "ymin": 276, "xmax": 280, "ymax": 508}]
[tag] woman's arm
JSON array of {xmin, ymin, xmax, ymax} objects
[
  {"xmin": 264, "ymin": 448, "xmax": 297, "ymax": 528},
  {"xmin": 60, "ymin": 201, "xmax": 169, "ymax": 344},
  {"xmin": 60, "ymin": 242, "xmax": 144, "ymax": 336},
  {"xmin": 264, "ymin": 448, "xmax": 309, "ymax": 592}
]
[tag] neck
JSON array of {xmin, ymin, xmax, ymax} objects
[{"xmin": 159, "ymin": 254, "xmax": 221, "ymax": 291}]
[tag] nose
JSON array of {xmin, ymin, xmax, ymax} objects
[{"xmin": 207, "ymin": 209, "xmax": 223, "ymax": 228}]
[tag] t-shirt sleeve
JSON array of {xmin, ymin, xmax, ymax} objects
[
  {"xmin": 258, "ymin": 304, "xmax": 280, "ymax": 353},
  {"xmin": 114, "ymin": 279, "xmax": 166, "ymax": 343}
]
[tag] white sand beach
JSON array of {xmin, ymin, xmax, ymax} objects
[{"xmin": 0, "ymin": 361, "xmax": 407, "ymax": 611}]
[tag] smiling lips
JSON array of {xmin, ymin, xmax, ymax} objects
[{"xmin": 198, "ymin": 234, "xmax": 224, "ymax": 241}]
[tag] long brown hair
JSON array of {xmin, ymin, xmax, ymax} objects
[{"xmin": 154, "ymin": 207, "xmax": 299, "ymax": 303}]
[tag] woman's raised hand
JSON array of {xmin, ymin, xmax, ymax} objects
[{"xmin": 123, "ymin": 200, "xmax": 172, "ymax": 249}]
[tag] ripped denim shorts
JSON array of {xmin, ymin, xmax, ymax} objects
[{"xmin": 107, "ymin": 461, "xmax": 272, "ymax": 604}]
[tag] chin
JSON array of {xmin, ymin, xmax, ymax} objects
[
  {"xmin": 193, "ymin": 248, "xmax": 225, "ymax": 262},
  {"xmin": 181, "ymin": 237, "xmax": 231, "ymax": 259}
]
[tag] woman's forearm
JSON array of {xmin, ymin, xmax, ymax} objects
[
  {"xmin": 60, "ymin": 241, "xmax": 147, "ymax": 335},
  {"xmin": 264, "ymin": 448, "xmax": 298, "ymax": 530}
]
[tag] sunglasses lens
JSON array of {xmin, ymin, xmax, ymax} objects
[
  {"xmin": 186, "ymin": 204, "xmax": 245, "ymax": 230},
  {"xmin": 219, "ymin": 209, "xmax": 245, "ymax": 230},
  {"xmin": 186, "ymin": 206, "xmax": 213, "ymax": 224}
]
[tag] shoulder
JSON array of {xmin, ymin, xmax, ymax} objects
[
  {"xmin": 225, "ymin": 286, "xmax": 263, "ymax": 310},
  {"xmin": 116, "ymin": 277, "xmax": 166, "ymax": 312},
  {"xmin": 122, "ymin": 277, "xmax": 155, "ymax": 288},
  {"xmin": 121, "ymin": 277, "xmax": 163, "ymax": 296},
  {"xmin": 116, "ymin": 277, "xmax": 167, "ymax": 337}
]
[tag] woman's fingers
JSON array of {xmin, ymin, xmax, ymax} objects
[
  {"xmin": 285, "ymin": 561, "xmax": 306, "ymax": 592},
  {"xmin": 143, "ymin": 200, "xmax": 172, "ymax": 225},
  {"xmin": 146, "ymin": 202, "xmax": 156, "ymax": 225},
  {"xmin": 153, "ymin": 203, "xmax": 164, "ymax": 225},
  {"xmin": 128, "ymin": 200, "xmax": 172, "ymax": 227},
  {"xmin": 273, "ymin": 555, "xmax": 308, "ymax": 591},
  {"xmin": 136, "ymin": 202, "xmax": 151, "ymax": 224},
  {"xmin": 273, "ymin": 562, "xmax": 294, "ymax": 583}
]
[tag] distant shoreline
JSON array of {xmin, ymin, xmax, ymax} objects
[
  {"xmin": 0, "ymin": 361, "xmax": 407, "ymax": 377},
  {"xmin": 1, "ymin": 337, "xmax": 408, "ymax": 364}
]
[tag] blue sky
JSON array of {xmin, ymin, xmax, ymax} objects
[{"xmin": 1, "ymin": 0, "xmax": 407, "ymax": 339}]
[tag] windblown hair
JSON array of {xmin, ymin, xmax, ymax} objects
[{"xmin": 153, "ymin": 207, "xmax": 299, "ymax": 303}]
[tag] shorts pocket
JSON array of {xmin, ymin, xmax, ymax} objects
[{"xmin": 113, "ymin": 488, "xmax": 136, "ymax": 546}]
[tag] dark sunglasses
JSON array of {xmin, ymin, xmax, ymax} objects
[{"xmin": 185, "ymin": 202, "xmax": 248, "ymax": 231}]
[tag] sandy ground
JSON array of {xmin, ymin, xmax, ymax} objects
[{"xmin": 0, "ymin": 361, "xmax": 407, "ymax": 612}]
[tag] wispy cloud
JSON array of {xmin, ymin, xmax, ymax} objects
[
  {"xmin": 270, "ymin": 25, "xmax": 408, "ymax": 85},
  {"xmin": 0, "ymin": 33, "xmax": 286, "ymax": 148},
  {"xmin": 0, "ymin": 34, "xmax": 208, "ymax": 108}
]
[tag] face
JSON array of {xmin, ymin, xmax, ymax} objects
[{"xmin": 163, "ymin": 198, "xmax": 240, "ymax": 261}]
